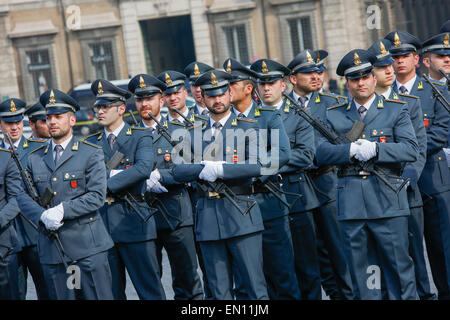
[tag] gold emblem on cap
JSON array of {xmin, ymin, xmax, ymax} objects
[
  {"xmin": 10, "ymin": 100, "xmax": 16, "ymax": 113},
  {"xmin": 98, "ymin": 82, "xmax": 104, "ymax": 95},
  {"xmin": 353, "ymin": 52, "xmax": 362, "ymax": 66},
  {"xmin": 49, "ymin": 90, "xmax": 56, "ymax": 104},
  {"xmin": 316, "ymin": 52, "xmax": 320, "ymax": 63},
  {"xmin": 394, "ymin": 32, "xmax": 401, "ymax": 47},
  {"xmin": 211, "ymin": 72, "xmax": 218, "ymax": 86},
  {"xmin": 226, "ymin": 59, "xmax": 232, "ymax": 73},
  {"xmin": 306, "ymin": 51, "xmax": 314, "ymax": 63},
  {"xmin": 262, "ymin": 61, "xmax": 269, "ymax": 74},
  {"xmin": 444, "ymin": 34, "xmax": 449, "ymax": 47},
  {"xmin": 194, "ymin": 64, "xmax": 200, "ymax": 76},
  {"xmin": 165, "ymin": 73, "xmax": 172, "ymax": 85},
  {"xmin": 380, "ymin": 41, "xmax": 387, "ymax": 55},
  {"xmin": 139, "ymin": 76, "xmax": 146, "ymax": 89}
]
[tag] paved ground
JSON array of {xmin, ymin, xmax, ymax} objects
[{"xmin": 26, "ymin": 241, "xmax": 437, "ymax": 300}]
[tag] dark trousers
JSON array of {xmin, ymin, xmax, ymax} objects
[
  {"xmin": 313, "ymin": 200, "xmax": 354, "ymax": 299},
  {"xmin": 0, "ymin": 252, "xmax": 20, "ymax": 300},
  {"xmin": 422, "ymin": 190, "xmax": 450, "ymax": 300},
  {"xmin": 17, "ymin": 245, "xmax": 49, "ymax": 300},
  {"xmin": 200, "ymin": 232, "xmax": 268, "ymax": 300},
  {"xmin": 156, "ymin": 226, "xmax": 203, "ymax": 300},
  {"xmin": 289, "ymin": 211, "xmax": 322, "ymax": 300},
  {"xmin": 41, "ymin": 250, "xmax": 113, "ymax": 300},
  {"xmin": 108, "ymin": 240, "xmax": 166, "ymax": 300},
  {"xmin": 340, "ymin": 216, "xmax": 418, "ymax": 300}
]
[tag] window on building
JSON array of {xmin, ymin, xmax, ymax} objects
[
  {"xmin": 287, "ymin": 16, "xmax": 313, "ymax": 56},
  {"xmin": 26, "ymin": 49, "xmax": 53, "ymax": 97},
  {"xmin": 223, "ymin": 24, "xmax": 249, "ymax": 64},
  {"xmin": 89, "ymin": 41, "xmax": 116, "ymax": 80}
]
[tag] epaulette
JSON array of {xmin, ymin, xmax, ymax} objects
[
  {"xmin": 131, "ymin": 126, "xmax": 150, "ymax": 130},
  {"xmin": 237, "ymin": 118, "xmax": 257, "ymax": 123},
  {"xmin": 81, "ymin": 131, "xmax": 102, "ymax": 141},
  {"xmin": 169, "ymin": 121, "xmax": 187, "ymax": 127},
  {"xmin": 431, "ymin": 81, "xmax": 444, "ymax": 86},
  {"xmin": 385, "ymin": 98, "xmax": 407, "ymax": 104},
  {"xmin": 399, "ymin": 93, "xmax": 419, "ymax": 99},
  {"xmin": 194, "ymin": 114, "xmax": 208, "ymax": 121},
  {"xmin": 188, "ymin": 123, "xmax": 205, "ymax": 130},
  {"xmin": 319, "ymin": 92, "xmax": 339, "ymax": 98},
  {"xmin": 29, "ymin": 145, "xmax": 45, "ymax": 154},
  {"xmin": 257, "ymin": 107, "xmax": 276, "ymax": 111},
  {"xmin": 327, "ymin": 103, "xmax": 347, "ymax": 111},
  {"xmin": 82, "ymin": 140, "xmax": 103, "ymax": 149},
  {"xmin": 0, "ymin": 148, "xmax": 11, "ymax": 153},
  {"xmin": 27, "ymin": 138, "xmax": 48, "ymax": 143}
]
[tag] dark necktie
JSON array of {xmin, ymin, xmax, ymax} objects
[
  {"xmin": 298, "ymin": 96, "xmax": 308, "ymax": 109},
  {"xmin": 358, "ymin": 105, "xmax": 367, "ymax": 120},
  {"xmin": 399, "ymin": 85, "xmax": 408, "ymax": 94},
  {"xmin": 107, "ymin": 133, "xmax": 116, "ymax": 150},
  {"xmin": 54, "ymin": 145, "xmax": 63, "ymax": 165},
  {"xmin": 212, "ymin": 122, "xmax": 222, "ymax": 139},
  {"xmin": 238, "ymin": 112, "xmax": 245, "ymax": 118},
  {"xmin": 201, "ymin": 109, "xmax": 209, "ymax": 116}
]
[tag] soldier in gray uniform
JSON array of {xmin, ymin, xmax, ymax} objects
[
  {"xmin": 25, "ymin": 102, "xmax": 50, "ymax": 139},
  {"xmin": 128, "ymin": 73, "xmax": 203, "ymax": 300},
  {"xmin": 184, "ymin": 61, "xmax": 214, "ymax": 116},
  {"xmin": 85, "ymin": 79, "xmax": 165, "ymax": 300},
  {"xmin": 17, "ymin": 89, "xmax": 114, "ymax": 300},
  {"xmin": 0, "ymin": 98, "xmax": 49, "ymax": 300},
  {"xmin": 316, "ymin": 49, "xmax": 419, "ymax": 300}
]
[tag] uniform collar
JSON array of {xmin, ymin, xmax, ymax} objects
[
  {"xmin": 380, "ymin": 87, "xmax": 392, "ymax": 99},
  {"xmin": 291, "ymin": 91, "xmax": 313, "ymax": 107},
  {"xmin": 2, "ymin": 136, "xmax": 21, "ymax": 149},
  {"xmin": 104, "ymin": 120, "xmax": 125, "ymax": 138},
  {"xmin": 395, "ymin": 74, "xmax": 417, "ymax": 94},
  {"xmin": 210, "ymin": 112, "xmax": 231, "ymax": 130},
  {"xmin": 168, "ymin": 107, "xmax": 189, "ymax": 122},
  {"xmin": 195, "ymin": 104, "xmax": 208, "ymax": 115},
  {"xmin": 353, "ymin": 93, "xmax": 376, "ymax": 112},
  {"xmin": 51, "ymin": 134, "xmax": 73, "ymax": 151},
  {"xmin": 233, "ymin": 101, "xmax": 253, "ymax": 117},
  {"xmin": 264, "ymin": 98, "xmax": 284, "ymax": 110},
  {"xmin": 142, "ymin": 114, "xmax": 161, "ymax": 130}
]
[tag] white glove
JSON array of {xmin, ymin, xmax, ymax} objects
[
  {"xmin": 146, "ymin": 169, "xmax": 161, "ymax": 191},
  {"xmin": 199, "ymin": 161, "xmax": 225, "ymax": 182},
  {"xmin": 40, "ymin": 203, "xmax": 64, "ymax": 230},
  {"xmin": 349, "ymin": 143, "xmax": 360, "ymax": 158},
  {"xmin": 150, "ymin": 182, "xmax": 168, "ymax": 194},
  {"xmin": 354, "ymin": 139, "xmax": 377, "ymax": 161},
  {"xmin": 110, "ymin": 169, "xmax": 123, "ymax": 178}
]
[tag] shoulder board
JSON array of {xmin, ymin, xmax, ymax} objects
[
  {"xmin": 27, "ymin": 138, "xmax": 48, "ymax": 143},
  {"xmin": 399, "ymin": 93, "xmax": 419, "ymax": 99},
  {"xmin": 0, "ymin": 148, "xmax": 11, "ymax": 153},
  {"xmin": 188, "ymin": 123, "xmax": 205, "ymax": 131},
  {"xmin": 194, "ymin": 114, "xmax": 208, "ymax": 121},
  {"xmin": 131, "ymin": 126, "xmax": 150, "ymax": 130},
  {"xmin": 258, "ymin": 107, "xmax": 276, "ymax": 111},
  {"xmin": 385, "ymin": 98, "xmax": 407, "ymax": 104},
  {"xmin": 431, "ymin": 81, "xmax": 444, "ymax": 86},
  {"xmin": 327, "ymin": 103, "xmax": 347, "ymax": 111},
  {"xmin": 237, "ymin": 118, "xmax": 257, "ymax": 123},
  {"xmin": 81, "ymin": 131, "xmax": 102, "ymax": 141},
  {"xmin": 29, "ymin": 145, "xmax": 45, "ymax": 154},
  {"xmin": 319, "ymin": 92, "xmax": 339, "ymax": 98},
  {"xmin": 169, "ymin": 121, "xmax": 187, "ymax": 127},
  {"xmin": 82, "ymin": 141, "xmax": 103, "ymax": 149}
]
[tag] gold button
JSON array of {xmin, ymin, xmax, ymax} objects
[
  {"xmin": 438, "ymin": 157, "xmax": 442, "ymax": 161},
  {"xmin": 53, "ymin": 192, "xmax": 57, "ymax": 196},
  {"xmin": 424, "ymin": 114, "xmax": 427, "ymax": 117},
  {"xmin": 362, "ymin": 134, "xmax": 366, "ymax": 138},
  {"xmin": 397, "ymin": 179, "xmax": 400, "ymax": 182},
  {"xmin": 362, "ymin": 176, "xmax": 367, "ymax": 179},
  {"xmin": 52, "ymin": 177, "xmax": 57, "ymax": 182},
  {"xmin": 89, "ymin": 217, "xmax": 93, "ymax": 221},
  {"xmin": 380, "ymin": 131, "xmax": 384, "ymax": 135},
  {"xmin": 299, "ymin": 177, "xmax": 302, "ymax": 181}
]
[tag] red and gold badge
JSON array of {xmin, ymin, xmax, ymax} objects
[
  {"xmin": 164, "ymin": 153, "xmax": 171, "ymax": 162},
  {"xmin": 423, "ymin": 119, "xmax": 429, "ymax": 127},
  {"xmin": 70, "ymin": 180, "xmax": 77, "ymax": 189},
  {"xmin": 379, "ymin": 137, "xmax": 386, "ymax": 143}
]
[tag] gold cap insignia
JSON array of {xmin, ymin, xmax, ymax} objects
[
  {"xmin": 306, "ymin": 51, "xmax": 314, "ymax": 63},
  {"xmin": 10, "ymin": 100, "xmax": 16, "ymax": 113},
  {"xmin": 353, "ymin": 52, "xmax": 362, "ymax": 66},
  {"xmin": 194, "ymin": 64, "xmax": 200, "ymax": 76},
  {"xmin": 394, "ymin": 32, "xmax": 401, "ymax": 47},
  {"xmin": 444, "ymin": 33, "xmax": 449, "ymax": 47},
  {"xmin": 262, "ymin": 61, "xmax": 269, "ymax": 74},
  {"xmin": 316, "ymin": 52, "xmax": 321, "ymax": 63},
  {"xmin": 49, "ymin": 90, "xmax": 56, "ymax": 104},
  {"xmin": 226, "ymin": 59, "xmax": 232, "ymax": 73},
  {"xmin": 211, "ymin": 72, "xmax": 218, "ymax": 86},
  {"xmin": 98, "ymin": 82, "xmax": 104, "ymax": 95},
  {"xmin": 139, "ymin": 76, "xmax": 146, "ymax": 89},
  {"xmin": 165, "ymin": 73, "xmax": 172, "ymax": 85},
  {"xmin": 380, "ymin": 41, "xmax": 387, "ymax": 55}
]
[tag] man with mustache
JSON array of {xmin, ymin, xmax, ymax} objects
[
  {"xmin": 368, "ymin": 38, "xmax": 431, "ymax": 300},
  {"xmin": 0, "ymin": 98, "xmax": 49, "ymax": 300},
  {"xmin": 17, "ymin": 89, "xmax": 114, "ymax": 299},
  {"xmin": 128, "ymin": 73, "xmax": 203, "ymax": 300},
  {"xmin": 316, "ymin": 49, "xmax": 419, "ymax": 299},
  {"xmin": 85, "ymin": 79, "xmax": 164, "ymax": 300},
  {"xmin": 385, "ymin": 30, "xmax": 450, "ymax": 300}
]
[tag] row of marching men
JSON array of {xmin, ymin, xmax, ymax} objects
[{"xmin": 0, "ymin": 24, "xmax": 449, "ymax": 300}]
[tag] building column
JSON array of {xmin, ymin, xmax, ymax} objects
[{"xmin": 189, "ymin": 0, "xmax": 214, "ymax": 66}]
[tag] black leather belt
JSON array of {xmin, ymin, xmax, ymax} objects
[
  {"xmin": 308, "ymin": 166, "xmax": 336, "ymax": 178},
  {"xmin": 106, "ymin": 194, "xmax": 146, "ymax": 204},
  {"xmin": 197, "ymin": 185, "xmax": 257, "ymax": 198}
]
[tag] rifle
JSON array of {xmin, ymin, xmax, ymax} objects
[
  {"xmin": 168, "ymin": 107, "xmax": 194, "ymax": 129},
  {"xmin": 129, "ymin": 110, "xmax": 140, "ymax": 127},
  {"xmin": 148, "ymin": 111, "xmax": 256, "ymax": 216},
  {"xmin": 4, "ymin": 133, "xmax": 71, "ymax": 269},
  {"xmin": 423, "ymin": 74, "xmax": 450, "ymax": 114},
  {"xmin": 106, "ymin": 151, "xmax": 156, "ymax": 222},
  {"xmin": 282, "ymin": 93, "xmax": 410, "ymax": 194},
  {"xmin": 439, "ymin": 68, "xmax": 450, "ymax": 91}
]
